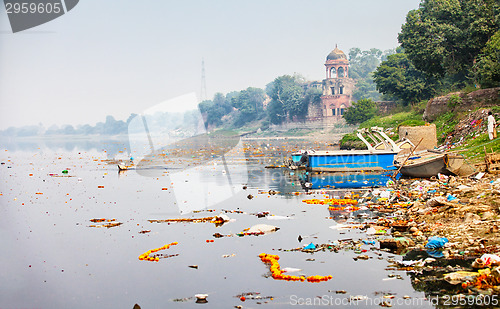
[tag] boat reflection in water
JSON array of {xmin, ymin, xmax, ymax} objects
[{"xmin": 293, "ymin": 170, "xmax": 395, "ymax": 191}]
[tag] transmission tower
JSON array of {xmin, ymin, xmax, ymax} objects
[{"xmin": 200, "ymin": 58, "xmax": 207, "ymax": 101}]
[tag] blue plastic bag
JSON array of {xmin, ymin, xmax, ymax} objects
[
  {"xmin": 304, "ymin": 242, "xmax": 316, "ymax": 250},
  {"xmin": 425, "ymin": 236, "xmax": 448, "ymax": 249}
]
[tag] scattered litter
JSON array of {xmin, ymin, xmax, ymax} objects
[
  {"xmin": 425, "ymin": 237, "xmax": 448, "ymax": 249},
  {"xmin": 138, "ymin": 242, "xmax": 178, "ymax": 262},
  {"xmin": 259, "ymin": 253, "xmax": 332, "ymax": 282},
  {"xmin": 89, "ymin": 218, "xmax": 122, "ymax": 228}
]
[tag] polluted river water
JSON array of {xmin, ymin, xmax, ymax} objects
[{"xmin": 0, "ymin": 137, "xmax": 436, "ymax": 308}]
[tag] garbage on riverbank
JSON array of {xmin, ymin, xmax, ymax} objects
[{"xmin": 372, "ymin": 171, "xmax": 500, "ymax": 296}]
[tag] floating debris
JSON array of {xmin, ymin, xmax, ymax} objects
[
  {"xmin": 259, "ymin": 253, "xmax": 332, "ymax": 283},
  {"xmin": 89, "ymin": 218, "xmax": 122, "ymax": 228},
  {"xmin": 148, "ymin": 214, "xmax": 229, "ymax": 225},
  {"xmin": 302, "ymin": 198, "xmax": 358, "ymax": 205},
  {"xmin": 138, "ymin": 242, "xmax": 178, "ymax": 262}
]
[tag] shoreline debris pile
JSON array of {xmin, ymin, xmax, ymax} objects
[{"xmin": 372, "ymin": 171, "xmax": 500, "ymax": 296}]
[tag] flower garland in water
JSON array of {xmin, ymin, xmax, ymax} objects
[
  {"xmin": 259, "ymin": 253, "xmax": 332, "ymax": 283},
  {"xmin": 328, "ymin": 206, "xmax": 360, "ymax": 211},
  {"xmin": 302, "ymin": 198, "xmax": 358, "ymax": 205},
  {"xmin": 138, "ymin": 242, "xmax": 178, "ymax": 262}
]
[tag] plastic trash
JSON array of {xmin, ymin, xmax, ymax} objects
[
  {"xmin": 380, "ymin": 191, "xmax": 391, "ymax": 199},
  {"xmin": 282, "ymin": 267, "xmax": 302, "ymax": 273},
  {"xmin": 362, "ymin": 240, "xmax": 376, "ymax": 245},
  {"xmin": 426, "ymin": 250, "xmax": 445, "ymax": 258},
  {"xmin": 246, "ymin": 224, "xmax": 279, "ymax": 234},
  {"xmin": 438, "ymin": 173, "xmax": 448, "ymax": 181},
  {"xmin": 426, "ymin": 196, "xmax": 447, "ymax": 207},
  {"xmin": 477, "ymin": 254, "xmax": 500, "ymax": 267},
  {"xmin": 195, "ymin": 294, "xmax": 208, "ymax": 303},
  {"xmin": 303, "ymin": 242, "xmax": 316, "ymax": 250},
  {"xmin": 443, "ymin": 271, "xmax": 479, "ymax": 285},
  {"xmin": 446, "ymin": 194, "xmax": 458, "ymax": 202},
  {"xmin": 365, "ymin": 227, "xmax": 376, "ymax": 235},
  {"xmin": 267, "ymin": 215, "xmax": 293, "ymax": 220},
  {"xmin": 62, "ymin": 169, "xmax": 68, "ymax": 174},
  {"xmin": 425, "ymin": 236, "xmax": 448, "ymax": 249}
]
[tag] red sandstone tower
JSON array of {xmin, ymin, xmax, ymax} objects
[{"xmin": 321, "ymin": 45, "xmax": 356, "ymax": 119}]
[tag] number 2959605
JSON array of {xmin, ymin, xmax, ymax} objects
[{"xmin": 5, "ymin": 2, "xmax": 62, "ymax": 14}]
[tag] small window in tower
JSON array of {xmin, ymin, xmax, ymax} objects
[
  {"xmin": 340, "ymin": 108, "xmax": 345, "ymax": 115},
  {"xmin": 331, "ymin": 87, "xmax": 335, "ymax": 95},
  {"xmin": 332, "ymin": 108, "xmax": 336, "ymax": 116},
  {"xmin": 339, "ymin": 86, "xmax": 344, "ymax": 94}
]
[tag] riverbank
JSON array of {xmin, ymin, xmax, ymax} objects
[{"xmin": 374, "ymin": 171, "xmax": 500, "ymax": 296}]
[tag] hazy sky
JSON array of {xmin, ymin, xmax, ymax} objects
[{"xmin": 0, "ymin": 0, "xmax": 422, "ymax": 130}]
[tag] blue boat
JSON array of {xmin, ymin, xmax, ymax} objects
[
  {"xmin": 292, "ymin": 150, "xmax": 397, "ymax": 171},
  {"xmin": 289, "ymin": 127, "xmax": 413, "ymax": 172},
  {"xmin": 306, "ymin": 171, "xmax": 395, "ymax": 189}
]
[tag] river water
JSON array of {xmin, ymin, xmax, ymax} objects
[{"xmin": 0, "ymin": 137, "xmax": 435, "ymax": 308}]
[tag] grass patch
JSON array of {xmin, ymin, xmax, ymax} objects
[
  {"xmin": 453, "ymin": 133, "xmax": 500, "ymax": 163},
  {"xmin": 411, "ymin": 100, "xmax": 428, "ymax": 114},
  {"xmin": 359, "ymin": 112, "xmax": 423, "ymax": 130},
  {"xmin": 434, "ymin": 111, "xmax": 460, "ymax": 143},
  {"xmin": 339, "ymin": 133, "xmax": 367, "ymax": 150}
]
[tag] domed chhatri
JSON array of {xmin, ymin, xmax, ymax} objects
[
  {"xmin": 321, "ymin": 44, "xmax": 355, "ymax": 118},
  {"xmin": 326, "ymin": 46, "xmax": 347, "ymax": 61},
  {"xmin": 305, "ymin": 44, "xmax": 355, "ymax": 121}
]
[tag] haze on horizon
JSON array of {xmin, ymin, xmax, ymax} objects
[{"xmin": 0, "ymin": 0, "xmax": 422, "ymax": 130}]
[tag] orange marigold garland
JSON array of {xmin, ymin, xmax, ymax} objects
[
  {"xmin": 138, "ymin": 242, "xmax": 178, "ymax": 262},
  {"xmin": 302, "ymin": 198, "xmax": 358, "ymax": 206},
  {"xmin": 259, "ymin": 253, "xmax": 332, "ymax": 283}
]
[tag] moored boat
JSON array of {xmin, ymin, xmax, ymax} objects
[
  {"xmin": 394, "ymin": 150, "xmax": 472, "ymax": 178},
  {"xmin": 288, "ymin": 127, "xmax": 413, "ymax": 172}
]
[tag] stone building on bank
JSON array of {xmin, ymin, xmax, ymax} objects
[{"xmin": 308, "ymin": 45, "xmax": 356, "ymax": 121}]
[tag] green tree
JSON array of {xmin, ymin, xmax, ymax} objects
[
  {"xmin": 373, "ymin": 52, "xmax": 438, "ymax": 104},
  {"xmin": 199, "ymin": 99, "xmax": 225, "ymax": 127},
  {"xmin": 231, "ymin": 87, "xmax": 266, "ymax": 127},
  {"xmin": 348, "ymin": 48, "xmax": 396, "ymax": 101},
  {"xmin": 266, "ymin": 75, "xmax": 306, "ymax": 124},
  {"xmin": 349, "ymin": 48, "xmax": 383, "ymax": 80},
  {"xmin": 352, "ymin": 79, "xmax": 380, "ymax": 101},
  {"xmin": 303, "ymin": 87, "xmax": 322, "ymax": 107},
  {"xmin": 213, "ymin": 92, "xmax": 232, "ymax": 114},
  {"xmin": 398, "ymin": 0, "xmax": 500, "ymax": 82},
  {"xmin": 343, "ymin": 98, "xmax": 377, "ymax": 124},
  {"xmin": 475, "ymin": 30, "xmax": 500, "ymax": 88}
]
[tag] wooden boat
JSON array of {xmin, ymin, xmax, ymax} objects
[
  {"xmin": 289, "ymin": 127, "xmax": 413, "ymax": 172},
  {"xmin": 394, "ymin": 150, "xmax": 471, "ymax": 178}
]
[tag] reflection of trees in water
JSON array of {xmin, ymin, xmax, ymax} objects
[{"xmin": 0, "ymin": 137, "xmax": 130, "ymax": 158}]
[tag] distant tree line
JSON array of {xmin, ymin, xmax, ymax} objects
[
  {"xmin": 0, "ymin": 115, "xmax": 133, "ymax": 137},
  {"xmin": 197, "ymin": 74, "xmax": 323, "ymax": 129}
]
